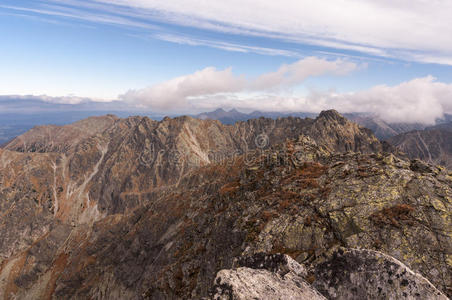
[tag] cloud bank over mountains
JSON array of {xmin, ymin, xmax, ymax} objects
[
  {"xmin": 4, "ymin": 57, "xmax": 451, "ymax": 125},
  {"xmin": 120, "ymin": 57, "xmax": 358, "ymax": 110},
  {"xmin": 119, "ymin": 57, "xmax": 451, "ymax": 124}
]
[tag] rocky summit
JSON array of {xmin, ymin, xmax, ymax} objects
[{"xmin": 0, "ymin": 110, "xmax": 450, "ymax": 299}]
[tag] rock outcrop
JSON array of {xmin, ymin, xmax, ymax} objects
[
  {"xmin": 212, "ymin": 254, "xmax": 326, "ymax": 300},
  {"xmin": 312, "ymin": 248, "xmax": 448, "ymax": 299},
  {"xmin": 210, "ymin": 251, "xmax": 448, "ymax": 300}
]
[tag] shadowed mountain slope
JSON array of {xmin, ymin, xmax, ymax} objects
[{"xmin": 388, "ymin": 123, "xmax": 452, "ymax": 169}]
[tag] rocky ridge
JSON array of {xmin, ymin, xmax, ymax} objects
[{"xmin": 0, "ymin": 111, "xmax": 450, "ymax": 299}]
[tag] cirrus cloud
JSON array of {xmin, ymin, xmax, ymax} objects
[
  {"xmin": 5, "ymin": 0, "xmax": 452, "ymax": 64},
  {"xmin": 92, "ymin": 0, "xmax": 452, "ymax": 65}
]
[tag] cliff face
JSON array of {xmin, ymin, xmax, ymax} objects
[{"xmin": 0, "ymin": 111, "xmax": 450, "ymax": 299}]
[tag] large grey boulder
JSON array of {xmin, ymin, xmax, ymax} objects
[
  {"xmin": 210, "ymin": 250, "xmax": 448, "ymax": 300},
  {"xmin": 211, "ymin": 253, "xmax": 326, "ymax": 300},
  {"xmin": 311, "ymin": 248, "xmax": 448, "ymax": 300}
]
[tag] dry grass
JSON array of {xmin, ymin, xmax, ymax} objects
[{"xmin": 370, "ymin": 204, "xmax": 415, "ymax": 227}]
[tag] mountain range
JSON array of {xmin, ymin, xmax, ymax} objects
[
  {"xmin": 194, "ymin": 108, "xmax": 452, "ymax": 169},
  {"xmin": 0, "ymin": 111, "xmax": 450, "ymax": 299},
  {"xmin": 195, "ymin": 108, "xmax": 452, "ymax": 140}
]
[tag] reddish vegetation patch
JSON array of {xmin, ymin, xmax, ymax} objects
[
  {"xmin": 281, "ymin": 162, "xmax": 327, "ymax": 186},
  {"xmin": 298, "ymin": 162, "xmax": 328, "ymax": 178},
  {"xmin": 197, "ymin": 157, "xmax": 244, "ymax": 181},
  {"xmin": 261, "ymin": 210, "xmax": 277, "ymax": 222},
  {"xmin": 219, "ymin": 181, "xmax": 240, "ymax": 196},
  {"xmin": 280, "ymin": 191, "xmax": 299, "ymax": 200},
  {"xmin": 370, "ymin": 204, "xmax": 416, "ymax": 227},
  {"xmin": 44, "ymin": 252, "xmax": 69, "ymax": 300},
  {"xmin": 270, "ymin": 240, "xmax": 304, "ymax": 260},
  {"xmin": 299, "ymin": 178, "xmax": 320, "ymax": 189},
  {"xmin": 279, "ymin": 199, "xmax": 293, "ymax": 210}
]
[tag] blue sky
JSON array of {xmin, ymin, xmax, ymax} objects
[{"xmin": 1, "ymin": 0, "xmax": 452, "ymax": 123}]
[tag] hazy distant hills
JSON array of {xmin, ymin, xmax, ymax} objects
[{"xmin": 343, "ymin": 114, "xmax": 426, "ymax": 140}]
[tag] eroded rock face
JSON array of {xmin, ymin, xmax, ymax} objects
[{"xmin": 312, "ymin": 248, "xmax": 448, "ymax": 299}]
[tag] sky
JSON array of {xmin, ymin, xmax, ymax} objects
[{"xmin": 1, "ymin": 0, "xmax": 452, "ymax": 123}]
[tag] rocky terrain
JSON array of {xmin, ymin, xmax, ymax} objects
[
  {"xmin": 388, "ymin": 123, "xmax": 452, "ymax": 169},
  {"xmin": 0, "ymin": 111, "xmax": 450, "ymax": 299}
]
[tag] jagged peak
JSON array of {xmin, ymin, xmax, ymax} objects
[{"xmin": 317, "ymin": 109, "xmax": 346, "ymax": 121}]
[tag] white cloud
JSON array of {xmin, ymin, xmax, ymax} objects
[
  {"xmin": 329, "ymin": 76, "xmax": 452, "ymax": 124},
  {"xmin": 90, "ymin": 0, "xmax": 452, "ymax": 64},
  {"xmin": 252, "ymin": 57, "xmax": 359, "ymax": 90},
  {"xmin": 189, "ymin": 76, "xmax": 452, "ymax": 124},
  {"xmin": 121, "ymin": 67, "xmax": 247, "ymax": 110},
  {"xmin": 120, "ymin": 57, "xmax": 358, "ymax": 111}
]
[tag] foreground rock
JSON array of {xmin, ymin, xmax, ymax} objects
[
  {"xmin": 212, "ymin": 253, "xmax": 326, "ymax": 299},
  {"xmin": 211, "ymin": 251, "xmax": 448, "ymax": 300},
  {"xmin": 212, "ymin": 267, "xmax": 325, "ymax": 300},
  {"xmin": 312, "ymin": 248, "xmax": 448, "ymax": 299}
]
